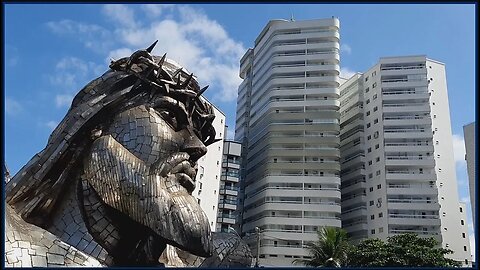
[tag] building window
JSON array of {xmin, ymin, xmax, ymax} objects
[
  {"xmin": 433, "ymin": 114, "xmax": 437, "ymax": 118},
  {"xmin": 371, "ymin": 215, "xmax": 375, "ymax": 220},
  {"xmin": 367, "ymin": 135, "xmax": 372, "ymax": 140},
  {"xmin": 379, "ymin": 227, "xmax": 383, "ymax": 233},
  {"xmin": 365, "ymin": 87, "xmax": 370, "ymax": 93},
  {"xmin": 370, "ymin": 200, "xmax": 374, "ymax": 206},
  {"xmin": 373, "ymin": 131, "xmax": 379, "ymax": 138},
  {"xmin": 462, "ymin": 233, "xmax": 466, "ymax": 238},
  {"xmin": 367, "ymin": 123, "xmax": 371, "ymax": 128},
  {"xmin": 460, "ymin": 207, "xmax": 463, "ymax": 212},
  {"xmin": 465, "ymin": 259, "xmax": 469, "ymax": 265},
  {"xmin": 373, "ymin": 94, "xmax": 377, "ymax": 100},
  {"xmin": 368, "ymin": 173, "xmax": 373, "ymax": 179},
  {"xmin": 372, "ymin": 82, "xmax": 377, "ymax": 88},
  {"xmin": 376, "ymin": 170, "xmax": 381, "ymax": 176},
  {"xmin": 368, "ymin": 160, "xmax": 373, "ymax": 165},
  {"xmin": 371, "ymin": 229, "xmax": 375, "ymax": 234},
  {"xmin": 366, "ymin": 99, "xmax": 370, "ymax": 104},
  {"xmin": 365, "ymin": 76, "xmax": 369, "ymax": 82},
  {"xmin": 374, "ymin": 118, "xmax": 379, "ymax": 124},
  {"xmin": 366, "ymin": 111, "xmax": 371, "ymax": 116},
  {"xmin": 379, "ymin": 212, "xmax": 383, "ymax": 218},
  {"xmin": 372, "ymin": 71, "xmax": 376, "ymax": 77},
  {"xmin": 464, "ymin": 246, "xmax": 467, "ymax": 251},
  {"xmin": 368, "ymin": 148, "xmax": 372, "ymax": 153},
  {"xmin": 373, "ymin": 106, "xmax": 378, "ymax": 112},
  {"xmin": 375, "ymin": 144, "xmax": 379, "ymax": 149},
  {"xmin": 376, "ymin": 157, "xmax": 380, "ymax": 162},
  {"xmin": 461, "ymin": 220, "xmax": 465, "ymax": 225},
  {"xmin": 436, "ymin": 141, "xmax": 439, "ymax": 145},
  {"xmin": 370, "ymin": 187, "xmax": 374, "ymax": 192},
  {"xmin": 444, "ymin": 228, "xmax": 448, "ymax": 231},
  {"xmin": 377, "ymin": 184, "xmax": 381, "ymax": 189}
]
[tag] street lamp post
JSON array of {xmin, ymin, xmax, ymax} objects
[{"xmin": 255, "ymin": 226, "xmax": 260, "ymax": 267}]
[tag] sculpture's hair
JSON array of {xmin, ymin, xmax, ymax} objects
[{"xmin": 5, "ymin": 42, "xmax": 218, "ymax": 225}]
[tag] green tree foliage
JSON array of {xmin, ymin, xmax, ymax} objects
[
  {"xmin": 348, "ymin": 233, "xmax": 461, "ymax": 267},
  {"xmin": 294, "ymin": 227, "xmax": 350, "ymax": 267}
]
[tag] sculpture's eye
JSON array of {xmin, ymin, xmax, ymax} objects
[{"xmin": 159, "ymin": 109, "xmax": 179, "ymax": 131}]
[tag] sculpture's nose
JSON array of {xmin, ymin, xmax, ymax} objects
[{"xmin": 182, "ymin": 130, "xmax": 207, "ymax": 162}]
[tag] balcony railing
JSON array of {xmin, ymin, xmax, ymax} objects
[
  {"xmin": 389, "ymin": 214, "xmax": 439, "ymax": 219},
  {"xmin": 389, "ymin": 229, "xmax": 439, "ymax": 235},
  {"xmin": 219, "ymin": 199, "xmax": 238, "ymax": 205},
  {"xmin": 388, "ymin": 184, "xmax": 435, "ymax": 189},
  {"xmin": 381, "ymin": 66, "xmax": 425, "ymax": 71},
  {"xmin": 388, "ymin": 199, "xmax": 436, "ymax": 204},
  {"xmin": 386, "ymin": 156, "xmax": 434, "ymax": 160},
  {"xmin": 384, "ymin": 129, "xmax": 426, "ymax": 133}
]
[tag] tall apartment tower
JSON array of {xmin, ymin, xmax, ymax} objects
[
  {"xmin": 216, "ymin": 140, "xmax": 242, "ymax": 233},
  {"xmin": 339, "ymin": 55, "xmax": 471, "ymax": 265},
  {"xmin": 463, "ymin": 122, "xmax": 475, "ymax": 228},
  {"xmin": 236, "ymin": 18, "xmax": 342, "ymax": 266}
]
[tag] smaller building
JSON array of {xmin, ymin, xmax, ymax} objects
[
  {"xmin": 216, "ymin": 140, "xmax": 242, "ymax": 233},
  {"xmin": 463, "ymin": 122, "xmax": 475, "ymax": 228},
  {"xmin": 193, "ymin": 98, "xmax": 226, "ymax": 232}
]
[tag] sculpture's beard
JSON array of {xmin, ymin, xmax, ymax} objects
[{"xmin": 83, "ymin": 135, "xmax": 212, "ymax": 258}]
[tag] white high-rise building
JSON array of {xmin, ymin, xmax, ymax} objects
[
  {"xmin": 194, "ymin": 99, "xmax": 226, "ymax": 232},
  {"xmin": 235, "ymin": 18, "xmax": 342, "ymax": 266},
  {"xmin": 339, "ymin": 55, "xmax": 471, "ymax": 266},
  {"xmin": 463, "ymin": 122, "xmax": 475, "ymax": 229}
]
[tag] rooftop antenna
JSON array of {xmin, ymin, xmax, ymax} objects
[{"xmin": 290, "ymin": 13, "xmax": 295, "ymax": 22}]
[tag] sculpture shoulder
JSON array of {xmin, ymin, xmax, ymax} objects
[{"xmin": 5, "ymin": 205, "xmax": 105, "ymax": 267}]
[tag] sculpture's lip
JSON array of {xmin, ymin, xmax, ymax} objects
[{"xmin": 170, "ymin": 160, "xmax": 196, "ymax": 193}]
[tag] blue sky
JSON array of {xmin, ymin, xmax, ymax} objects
[{"xmin": 4, "ymin": 3, "xmax": 476, "ymax": 259}]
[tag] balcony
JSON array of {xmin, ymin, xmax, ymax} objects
[
  {"xmin": 387, "ymin": 184, "xmax": 438, "ymax": 196},
  {"xmin": 219, "ymin": 199, "xmax": 238, "ymax": 210},
  {"xmin": 388, "ymin": 214, "xmax": 441, "ymax": 226},
  {"xmin": 341, "ymin": 206, "xmax": 367, "ymax": 220},
  {"xmin": 385, "ymin": 172, "xmax": 436, "ymax": 181},
  {"xmin": 387, "ymin": 199, "xmax": 440, "ymax": 211},
  {"xmin": 383, "ymin": 103, "xmax": 430, "ymax": 113},
  {"xmin": 385, "ymin": 156, "xmax": 435, "ymax": 167}
]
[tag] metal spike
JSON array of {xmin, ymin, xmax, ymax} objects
[
  {"xmin": 176, "ymin": 73, "xmax": 182, "ymax": 87},
  {"xmin": 156, "ymin": 53, "xmax": 167, "ymax": 79},
  {"xmin": 182, "ymin": 73, "xmax": 194, "ymax": 88},
  {"xmin": 197, "ymin": 85, "xmax": 209, "ymax": 97},
  {"xmin": 172, "ymin": 68, "xmax": 183, "ymax": 78},
  {"xmin": 110, "ymin": 58, "xmax": 116, "ymax": 63},
  {"xmin": 165, "ymin": 83, "xmax": 170, "ymax": 94},
  {"xmin": 146, "ymin": 40, "xmax": 158, "ymax": 53}
]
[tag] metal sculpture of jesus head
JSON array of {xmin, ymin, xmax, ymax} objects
[{"xmin": 5, "ymin": 41, "xmax": 220, "ymax": 265}]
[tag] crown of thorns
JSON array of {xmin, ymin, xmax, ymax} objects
[{"xmin": 109, "ymin": 40, "xmax": 220, "ymax": 146}]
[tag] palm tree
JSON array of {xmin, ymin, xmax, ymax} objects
[{"xmin": 294, "ymin": 227, "xmax": 350, "ymax": 267}]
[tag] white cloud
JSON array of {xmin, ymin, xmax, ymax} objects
[
  {"xmin": 46, "ymin": 121, "xmax": 58, "ymax": 130},
  {"xmin": 106, "ymin": 48, "xmax": 134, "ymax": 65},
  {"xmin": 141, "ymin": 4, "xmax": 175, "ymax": 18},
  {"xmin": 340, "ymin": 67, "xmax": 356, "ymax": 80},
  {"xmin": 460, "ymin": 196, "xmax": 471, "ymax": 204},
  {"xmin": 55, "ymin": 94, "xmax": 73, "ymax": 108},
  {"xmin": 46, "ymin": 20, "xmax": 112, "ymax": 52},
  {"xmin": 49, "ymin": 57, "xmax": 104, "ymax": 90},
  {"xmin": 103, "ymin": 4, "xmax": 137, "ymax": 29},
  {"xmin": 107, "ymin": 5, "xmax": 245, "ymax": 102},
  {"xmin": 340, "ymin": 44, "xmax": 352, "ymax": 54},
  {"xmin": 452, "ymin": 134, "xmax": 466, "ymax": 164},
  {"xmin": 5, "ymin": 98, "xmax": 23, "ymax": 115},
  {"xmin": 46, "ymin": 5, "xmax": 246, "ymax": 103}
]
